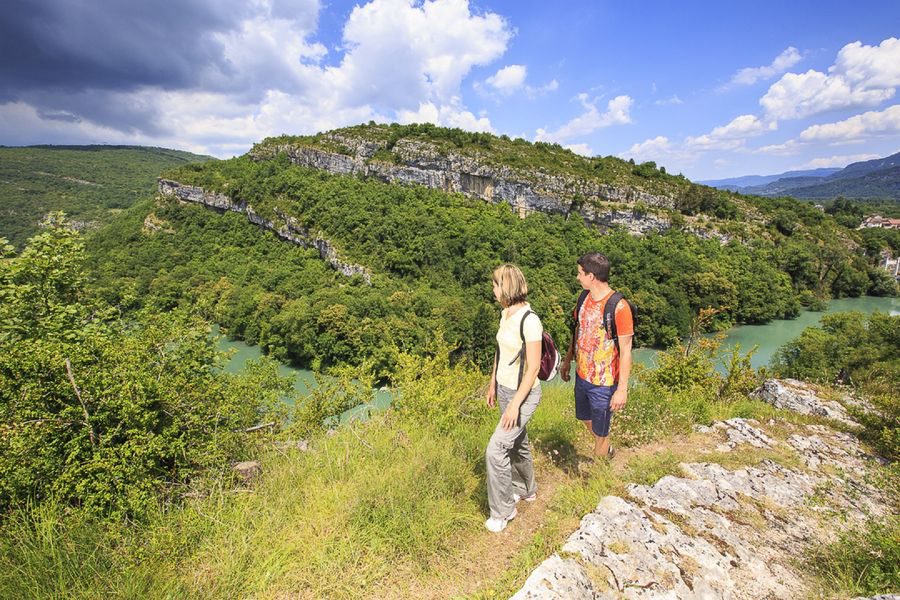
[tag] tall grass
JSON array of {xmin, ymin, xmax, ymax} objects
[
  {"xmin": 806, "ymin": 517, "xmax": 900, "ymax": 597},
  {"xmin": 1, "ymin": 334, "xmax": 885, "ymax": 598}
]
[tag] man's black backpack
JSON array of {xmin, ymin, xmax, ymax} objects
[{"xmin": 570, "ymin": 290, "xmax": 636, "ymax": 352}]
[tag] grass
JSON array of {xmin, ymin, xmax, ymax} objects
[
  {"xmin": 806, "ymin": 516, "xmax": 900, "ymax": 598},
  {"xmin": 1, "ymin": 366, "xmax": 895, "ymax": 598}
]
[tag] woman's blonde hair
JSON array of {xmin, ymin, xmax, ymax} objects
[{"xmin": 492, "ymin": 264, "xmax": 528, "ymax": 307}]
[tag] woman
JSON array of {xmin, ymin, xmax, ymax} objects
[{"xmin": 485, "ymin": 264, "xmax": 543, "ymax": 533}]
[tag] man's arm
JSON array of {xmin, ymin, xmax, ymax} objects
[{"xmin": 610, "ymin": 334, "xmax": 632, "ymax": 411}]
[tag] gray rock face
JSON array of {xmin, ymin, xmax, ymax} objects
[
  {"xmin": 751, "ymin": 379, "xmax": 861, "ymax": 427},
  {"xmin": 697, "ymin": 417, "xmax": 775, "ymax": 451},
  {"xmin": 512, "ymin": 414, "xmax": 891, "ymax": 599},
  {"xmin": 157, "ymin": 179, "xmax": 371, "ymax": 283},
  {"xmin": 251, "ymin": 139, "xmax": 680, "ymax": 237}
]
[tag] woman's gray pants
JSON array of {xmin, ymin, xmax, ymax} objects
[{"xmin": 486, "ymin": 384, "xmax": 541, "ymax": 519}]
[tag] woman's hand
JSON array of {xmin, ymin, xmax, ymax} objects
[
  {"xmin": 500, "ymin": 402, "xmax": 519, "ymax": 430},
  {"xmin": 486, "ymin": 383, "xmax": 496, "ymax": 408}
]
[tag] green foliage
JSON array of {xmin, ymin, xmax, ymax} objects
[
  {"xmin": 806, "ymin": 517, "xmax": 900, "ymax": 596},
  {"xmin": 826, "ymin": 196, "xmax": 866, "ymax": 228},
  {"xmin": 390, "ymin": 333, "xmax": 488, "ymax": 435},
  {"xmin": 676, "ymin": 183, "xmax": 738, "ymax": 218},
  {"xmin": 129, "ymin": 151, "xmax": 858, "ymax": 374},
  {"xmin": 0, "ymin": 145, "xmax": 211, "ymax": 248},
  {"xmin": 287, "ymin": 367, "xmax": 376, "ymax": 439},
  {"xmin": 773, "ymin": 311, "xmax": 899, "ymax": 459},
  {"xmin": 252, "ymin": 122, "xmax": 690, "ymax": 197},
  {"xmin": 625, "ymin": 451, "xmax": 683, "ymax": 486},
  {"xmin": 0, "ymin": 219, "xmax": 286, "ymax": 518}
]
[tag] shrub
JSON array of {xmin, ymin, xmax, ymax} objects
[
  {"xmin": 0, "ymin": 220, "xmax": 286, "ymax": 519},
  {"xmin": 806, "ymin": 517, "xmax": 900, "ymax": 596}
]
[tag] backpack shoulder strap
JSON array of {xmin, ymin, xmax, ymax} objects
[
  {"xmin": 513, "ymin": 310, "xmax": 535, "ymax": 388},
  {"xmin": 604, "ymin": 291, "xmax": 625, "ymax": 351},
  {"xmin": 570, "ymin": 289, "xmax": 590, "ymax": 335}
]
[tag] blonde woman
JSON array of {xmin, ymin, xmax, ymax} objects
[{"xmin": 485, "ymin": 264, "xmax": 543, "ymax": 533}]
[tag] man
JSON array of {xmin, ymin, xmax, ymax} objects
[{"xmin": 559, "ymin": 252, "xmax": 633, "ymax": 459}]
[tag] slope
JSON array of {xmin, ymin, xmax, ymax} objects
[{"xmin": 0, "ymin": 144, "xmax": 212, "ymax": 248}]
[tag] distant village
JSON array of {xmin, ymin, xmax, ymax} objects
[
  {"xmin": 860, "ymin": 215, "xmax": 900, "ymax": 278},
  {"xmin": 860, "ymin": 215, "xmax": 900, "ymax": 229}
]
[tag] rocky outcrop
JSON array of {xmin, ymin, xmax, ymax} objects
[
  {"xmin": 513, "ymin": 406, "xmax": 891, "ymax": 598},
  {"xmin": 751, "ymin": 378, "xmax": 862, "ymax": 428},
  {"xmin": 251, "ymin": 136, "xmax": 678, "ymax": 237},
  {"xmin": 157, "ymin": 179, "xmax": 371, "ymax": 283}
]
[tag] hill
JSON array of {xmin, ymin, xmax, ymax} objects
[
  {"xmin": 0, "ymin": 144, "xmax": 212, "ymax": 248},
  {"xmin": 699, "ymin": 168, "xmax": 840, "ymax": 191},
  {"xmin": 75, "ymin": 123, "xmax": 893, "ymax": 378},
  {"xmin": 702, "ymin": 151, "xmax": 900, "ymax": 200}
]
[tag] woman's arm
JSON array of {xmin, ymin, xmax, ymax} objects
[{"xmin": 500, "ymin": 339, "xmax": 541, "ymax": 430}]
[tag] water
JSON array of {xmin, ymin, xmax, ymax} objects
[
  {"xmin": 632, "ymin": 296, "xmax": 900, "ymax": 371},
  {"xmin": 216, "ymin": 296, "xmax": 898, "ymax": 410},
  {"xmin": 213, "ymin": 325, "xmax": 392, "ymax": 420}
]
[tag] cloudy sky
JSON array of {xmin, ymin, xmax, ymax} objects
[{"xmin": 1, "ymin": 0, "xmax": 899, "ymax": 180}]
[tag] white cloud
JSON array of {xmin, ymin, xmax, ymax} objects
[
  {"xmin": 654, "ymin": 95, "xmax": 683, "ymax": 106},
  {"xmin": 565, "ymin": 143, "xmax": 593, "ymax": 156},
  {"xmin": 731, "ymin": 47, "xmax": 802, "ymax": 86},
  {"xmin": 756, "ymin": 139, "xmax": 802, "ymax": 156},
  {"xmin": 619, "ymin": 135, "xmax": 694, "ymax": 172},
  {"xmin": 486, "ymin": 64, "xmax": 527, "ymax": 93},
  {"xmin": 526, "ymin": 79, "xmax": 559, "ymax": 98},
  {"xmin": 685, "ymin": 114, "xmax": 776, "ymax": 150},
  {"xmin": 622, "ymin": 136, "xmax": 672, "ymax": 161},
  {"xmin": 761, "ymin": 37, "xmax": 900, "ymax": 120},
  {"xmin": 396, "ymin": 98, "xmax": 493, "ymax": 131},
  {"xmin": 535, "ymin": 94, "xmax": 632, "ymax": 143},
  {"xmin": 799, "ymin": 103, "xmax": 900, "ymax": 142},
  {"xmin": 477, "ymin": 66, "xmax": 557, "ymax": 99},
  {"xmin": 793, "ymin": 153, "xmax": 880, "ymax": 169},
  {"xmin": 1, "ymin": 0, "xmax": 513, "ymax": 156}
]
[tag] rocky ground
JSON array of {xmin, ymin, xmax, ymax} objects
[{"xmin": 511, "ymin": 380, "xmax": 895, "ymax": 599}]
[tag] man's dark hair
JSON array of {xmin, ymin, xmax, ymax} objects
[{"xmin": 577, "ymin": 252, "xmax": 610, "ymax": 282}]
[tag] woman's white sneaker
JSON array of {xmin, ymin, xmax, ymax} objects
[
  {"xmin": 484, "ymin": 506, "xmax": 517, "ymax": 532},
  {"xmin": 512, "ymin": 492, "xmax": 537, "ymax": 503}
]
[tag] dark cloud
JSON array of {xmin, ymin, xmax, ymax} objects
[
  {"xmin": 20, "ymin": 87, "xmax": 167, "ymax": 136},
  {"xmin": 36, "ymin": 109, "xmax": 81, "ymax": 123},
  {"xmin": 0, "ymin": 0, "xmax": 250, "ymax": 96}
]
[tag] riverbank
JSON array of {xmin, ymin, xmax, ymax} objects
[{"xmin": 634, "ymin": 295, "xmax": 900, "ymax": 370}]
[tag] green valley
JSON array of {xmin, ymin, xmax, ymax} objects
[{"xmin": 0, "ymin": 145, "xmax": 212, "ymax": 248}]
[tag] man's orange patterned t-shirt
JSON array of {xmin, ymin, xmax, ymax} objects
[{"xmin": 575, "ymin": 290, "xmax": 634, "ymax": 386}]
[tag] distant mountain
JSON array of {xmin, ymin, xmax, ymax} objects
[
  {"xmin": 701, "ymin": 151, "xmax": 900, "ymax": 199},
  {"xmin": 787, "ymin": 165, "xmax": 900, "ymax": 199},
  {"xmin": 699, "ymin": 168, "xmax": 840, "ymax": 191},
  {"xmin": 0, "ymin": 145, "xmax": 213, "ymax": 248},
  {"xmin": 826, "ymin": 152, "xmax": 900, "ymax": 180}
]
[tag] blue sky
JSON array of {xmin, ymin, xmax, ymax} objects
[{"xmin": 1, "ymin": 0, "xmax": 898, "ymax": 180}]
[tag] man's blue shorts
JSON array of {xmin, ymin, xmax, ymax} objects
[{"xmin": 574, "ymin": 375, "xmax": 616, "ymax": 437}]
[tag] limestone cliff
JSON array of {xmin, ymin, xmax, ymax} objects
[
  {"xmin": 157, "ymin": 179, "xmax": 371, "ymax": 283},
  {"xmin": 250, "ymin": 133, "xmax": 682, "ymax": 237}
]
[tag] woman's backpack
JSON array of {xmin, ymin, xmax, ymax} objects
[{"xmin": 513, "ymin": 311, "xmax": 560, "ymax": 382}]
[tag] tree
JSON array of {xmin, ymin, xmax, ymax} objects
[{"xmin": 0, "ymin": 218, "xmax": 287, "ymax": 518}]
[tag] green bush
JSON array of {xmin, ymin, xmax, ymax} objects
[
  {"xmin": 0, "ymin": 220, "xmax": 286, "ymax": 518},
  {"xmin": 806, "ymin": 517, "xmax": 900, "ymax": 596},
  {"xmin": 773, "ymin": 311, "xmax": 899, "ymax": 459}
]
